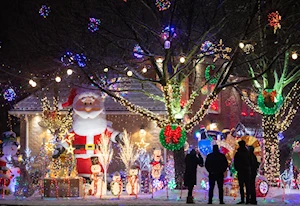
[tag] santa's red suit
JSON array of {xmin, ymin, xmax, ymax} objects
[{"xmin": 59, "ymin": 88, "xmax": 120, "ymax": 178}]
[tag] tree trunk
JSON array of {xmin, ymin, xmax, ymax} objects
[
  {"xmin": 262, "ymin": 115, "xmax": 280, "ymax": 186},
  {"xmin": 173, "ymin": 147, "xmax": 185, "ymax": 189}
]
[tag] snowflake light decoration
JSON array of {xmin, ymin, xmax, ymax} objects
[
  {"xmin": 39, "ymin": 5, "xmax": 51, "ymax": 18},
  {"xmin": 133, "ymin": 44, "xmax": 144, "ymax": 59},
  {"xmin": 3, "ymin": 88, "xmax": 16, "ymax": 101},
  {"xmin": 268, "ymin": 11, "xmax": 281, "ymax": 33},
  {"xmin": 212, "ymin": 39, "xmax": 232, "ymax": 62},
  {"xmin": 74, "ymin": 53, "xmax": 87, "ymax": 67},
  {"xmin": 161, "ymin": 26, "xmax": 176, "ymax": 40},
  {"xmin": 152, "ymin": 179, "xmax": 163, "ymax": 189},
  {"xmin": 61, "ymin": 51, "xmax": 74, "ymax": 67},
  {"xmin": 200, "ymin": 41, "xmax": 214, "ymax": 55},
  {"xmin": 167, "ymin": 179, "xmax": 176, "ymax": 190},
  {"xmin": 88, "ymin": 18, "xmax": 101, "ymax": 32},
  {"xmin": 156, "ymin": 0, "xmax": 171, "ymax": 11}
]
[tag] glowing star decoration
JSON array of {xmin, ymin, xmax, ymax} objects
[
  {"xmin": 133, "ymin": 44, "xmax": 144, "ymax": 59},
  {"xmin": 156, "ymin": 0, "xmax": 171, "ymax": 11},
  {"xmin": 3, "ymin": 88, "xmax": 16, "ymax": 101},
  {"xmin": 268, "ymin": 11, "xmax": 281, "ymax": 33},
  {"xmin": 74, "ymin": 53, "xmax": 87, "ymax": 67},
  {"xmin": 66, "ymin": 145, "xmax": 75, "ymax": 154},
  {"xmin": 136, "ymin": 138, "xmax": 150, "ymax": 151},
  {"xmin": 39, "ymin": 5, "xmax": 51, "ymax": 18},
  {"xmin": 88, "ymin": 18, "xmax": 101, "ymax": 32},
  {"xmin": 61, "ymin": 51, "xmax": 74, "ymax": 67},
  {"xmin": 167, "ymin": 179, "xmax": 176, "ymax": 190},
  {"xmin": 161, "ymin": 26, "xmax": 177, "ymax": 40}
]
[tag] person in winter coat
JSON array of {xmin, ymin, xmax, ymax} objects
[
  {"xmin": 184, "ymin": 149, "xmax": 204, "ymax": 204},
  {"xmin": 249, "ymin": 146, "xmax": 260, "ymax": 205},
  {"xmin": 234, "ymin": 140, "xmax": 251, "ymax": 204},
  {"xmin": 205, "ymin": 144, "xmax": 228, "ymax": 204}
]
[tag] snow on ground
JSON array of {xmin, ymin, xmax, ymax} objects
[{"xmin": 0, "ymin": 187, "xmax": 299, "ymax": 205}]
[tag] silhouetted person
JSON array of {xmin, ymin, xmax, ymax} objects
[
  {"xmin": 184, "ymin": 149, "xmax": 204, "ymax": 204},
  {"xmin": 205, "ymin": 144, "xmax": 228, "ymax": 204},
  {"xmin": 234, "ymin": 140, "xmax": 251, "ymax": 204},
  {"xmin": 249, "ymin": 146, "xmax": 259, "ymax": 205}
]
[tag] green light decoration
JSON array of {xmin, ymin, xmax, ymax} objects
[
  {"xmin": 257, "ymin": 89, "xmax": 283, "ymax": 115},
  {"xmin": 205, "ymin": 65, "xmax": 219, "ymax": 84},
  {"xmin": 168, "ymin": 179, "xmax": 177, "ymax": 190},
  {"xmin": 230, "ymin": 162, "xmax": 237, "ymax": 178},
  {"xmin": 159, "ymin": 124, "xmax": 186, "ymax": 151}
]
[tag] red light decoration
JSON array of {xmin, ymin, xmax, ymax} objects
[
  {"xmin": 268, "ymin": 11, "xmax": 281, "ymax": 33},
  {"xmin": 210, "ymin": 100, "xmax": 219, "ymax": 111},
  {"xmin": 164, "ymin": 125, "xmax": 181, "ymax": 144},
  {"xmin": 241, "ymin": 111, "xmax": 247, "ymax": 116},
  {"xmin": 250, "ymin": 112, "xmax": 254, "ymax": 116}
]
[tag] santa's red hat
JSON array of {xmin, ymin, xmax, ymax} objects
[
  {"xmin": 60, "ymin": 87, "xmax": 103, "ymax": 108},
  {"xmin": 61, "ymin": 88, "xmax": 77, "ymax": 108}
]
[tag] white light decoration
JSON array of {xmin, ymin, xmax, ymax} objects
[
  {"xmin": 179, "ymin": 57, "xmax": 185, "ymax": 63},
  {"xmin": 142, "ymin": 67, "xmax": 147, "ymax": 73},
  {"xmin": 127, "ymin": 70, "xmax": 133, "ymax": 76},
  {"xmin": 29, "ymin": 79, "xmax": 37, "ymax": 87},
  {"xmin": 55, "ymin": 76, "xmax": 61, "ymax": 82},
  {"xmin": 29, "ymin": 79, "xmax": 34, "ymax": 85},
  {"xmin": 156, "ymin": 58, "xmax": 163, "ymax": 63},
  {"xmin": 67, "ymin": 69, "xmax": 73, "ymax": 75},
  {"xmin": 239, "ymin": 42, "xmax": 245, "ymax": 49},
  {"xmin": 104, "ymin": 67, "xmax": 109, "ymax": 72},
  {"xmin": 292, "ymin": 52, "xmax": 298, "ymax": 60}
]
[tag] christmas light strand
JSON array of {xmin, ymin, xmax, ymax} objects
[
  {"xmin": 241, "ymin": 95, "xmax": 263, "ymax": 114},
  {"xmin": 184, "ymin": 92, "xmax": 218, "ymax": 132}
]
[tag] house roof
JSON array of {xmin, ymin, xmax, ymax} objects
[{"xmin": 9, "ymin": 70, "xmax": 166, "ymax": 115}]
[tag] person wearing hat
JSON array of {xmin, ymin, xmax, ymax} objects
[
  {"xmin": 234, "ymin": 140, "xmax": 251, "ymax": 204},
  {"xmin": 53, "ymin": 87, "xmax": 122, "ymax": 179},
  {"xmin": 205, "ymin": 144, "xmax": 228, "ymax": 204}
]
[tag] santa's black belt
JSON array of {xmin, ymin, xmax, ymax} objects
[{"xmin": 74, "ymin": 144, "xmax": 97, "ymax": 150}]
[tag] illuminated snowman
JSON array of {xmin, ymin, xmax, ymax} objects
[
  {"xmin": 90, "ymin": 164, "xmax": 105, "ymax": 196},
  {"xmin": 126, "ymin": 166, "xmax": 140, "ymax": 195},
  {"xmin": 110, "ymin": 172, "xmax": 122, "ymax": 196}
]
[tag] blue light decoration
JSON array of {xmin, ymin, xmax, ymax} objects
[
  {"xmin": 198, "ymin": 139, "xmax": 212, "ymax": 156},
  {"xmin": 278, "ymin": 132, "xmax": 285, "ymax": 141},
  {"xmin": 39, "ymin": 5, "xmax": 51, "ymax": 18},
  {"xmin": 88, "ymin": 18, "xmax": 101, "ymax": 32},
  {"xmin": 155, "ymin": 0, "xmax": 171, "ymax": 11},
  {"xmin": 133, "ymin": 44, "xmax": 144, "ymax": 59},
  {"xmin": 74, "ymin": 53, "xmax": 87, "ymax": 67},
  {"xmin": 61, "ymin": 51, "xmax": 74, "ymax": 67},
  {"xmin": 161, "ymin": 26, "xmax": 177, "ymax": 40},
  {"xmin": 4, "ymin": 88, "xmax": 16, "ymax": 101},
  {"xmin": 195, "ymin": 131, "xmax": 201, "ymax": 139},
  {"xmin": 200, "ymin": 41, "xmax": 214, "ymax": 55}
]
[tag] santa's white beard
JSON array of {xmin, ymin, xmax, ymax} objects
[{"xmin": 72, "ymin": 113, "xmax": 107, "ymax": 136}]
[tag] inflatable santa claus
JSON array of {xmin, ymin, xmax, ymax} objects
[{"xmin": 53, "ymin": 87, "xmax": 122, "ymax": 178}]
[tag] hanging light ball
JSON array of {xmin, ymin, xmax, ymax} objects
[
  {"xmin": 142, "ymin": 67, "xmax": 147, "ymax": 73},
  {"xmin": 67, "ymin": 69, "xmax": 73, "ymax": 75},
  {"xmin": 239, "ymin": 42, "xmax": 245, "ymax": 49},
  {"xmin": 179, "ymin": 57, "xmax": 186, "ymax": 63},
  {"xmin": 31, "ymin": 81, "xmax": 37, "ymax": 87},
  {"xmin": 55, "ymin": 76, "xmax": 61, "ymax": 82},
  {"xmin": 292, "ymin": 52, "xmax": 298, "ymax": 60},
  {"xmin": 104, "ymin": 67, "xmax": 109, "ymax": 72},
  {"xmin": 127, "ymin": 71, "xmax": 133, "ymax": 76}
]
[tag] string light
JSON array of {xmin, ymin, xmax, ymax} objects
[
  {"xmin": 239, "ymin": 42, "xmax": 245, "ymax": 49},
  {"xmin": 127, "ymin": 71, "xmax": 133, "ymax": 76},
  {"xmin": 104, "ymin": 68, "xmax": 109, "ymax": 72},
  {"xmin": 142, "ymin": 67, "xmax": 147, "ymax": 73}
]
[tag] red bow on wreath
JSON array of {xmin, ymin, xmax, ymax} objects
[{"xmin": 164, "ymin": 125, "xmax": 182, "ymax": 144}]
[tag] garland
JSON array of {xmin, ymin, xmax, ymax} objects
[
  {"xmin": 159, "ymin": 125, "xmax": 186, "ymax": 151},
  {"xmin": 205, "ymin": 65, "xmax": 219, "ymax": 84},
  {"xmin": 257, "ymin": 89, "xmax": 283, "ymax": 115}
]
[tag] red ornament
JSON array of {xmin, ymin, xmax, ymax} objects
[{"xmin": 164, "ymin": 125, "xmax": 182, "ymax": 144}]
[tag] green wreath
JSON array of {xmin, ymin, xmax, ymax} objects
[
  {"xmin": 205, "ymin": 65, "xmax": 219, "ymax": 84},
  {"xmin": 257, "ymin": 89, "xmax": 283, "ymax": 115},
  {"xmin": 159, "ymin": 124, "xmax": 186, "ymax": 151}
]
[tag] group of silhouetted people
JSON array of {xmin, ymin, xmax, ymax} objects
[{"xmin": 184, "ymin": 140, "xmax": 259, "ymax": 205}]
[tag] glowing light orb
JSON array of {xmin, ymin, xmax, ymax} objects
[
  {"xmin": 39, "ymin": 5, "xmax": 50, "ymax": 18},
  {"xmin": 55, "ymin": 76, "xmax": 61, "ymax": 82},
  {"xmin": 4, "ymin": 88, "xmax": 16, "ymax": 101},
  {"xmin": 292, "ymin": 52, "xmax": 298, "ymax": 60},
  {"xmin": 88, "ymin": 18, "xmax": 101, "ymax": 32},
  {"xmin": 67, "ymin": 69, "xmax": 73, "ymax": 75},
  {"xmin": 127, "ymin": 71, "xmax": 133, "ymax": 76},
  {"xmin": 133, "ymin": 44, "xmax": 144, "ymax": 59}
]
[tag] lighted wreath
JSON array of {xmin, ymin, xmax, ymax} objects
[
  {"xmin": 205, "ymin": 65, "xmax": 219, "ymax": 84},
  {"xmin": 257, "ymin": 89, "xmax": 283, "ymax": 115},
  {"xmin": 159, "ymin": 124, "xmax": 186, "ymax": 151}
]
